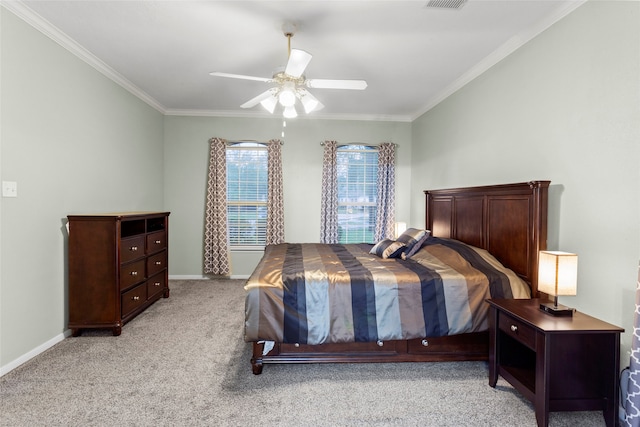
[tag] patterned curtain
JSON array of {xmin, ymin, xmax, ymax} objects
[
  {"xmin": 266, "ymin": 139, "xmax": 285, "ymax": 245},
  {"xmin": 203, "ymin": 137, "xmax": 231, "ymax": 276},
  {"xmin": 624, "ymin": 262, "xmax": 640, "ymax": 426},
  {"xmin": 374, "ymin": 142, "xmax": 396, "ymax": 241},
  {"xmin": 319, "ymin": 140, "xmax": 339, "ymax": 244}
]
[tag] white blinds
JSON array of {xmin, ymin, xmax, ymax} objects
[
  {"xmin": 226, "ymin": 144, "xmax": 268, "ymax": 246},
  {"xmin": 336, "ymin": 145, "xmax": 378, "ymax": 244}
]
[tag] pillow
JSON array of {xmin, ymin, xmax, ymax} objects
[
  {"xmin": 370, "ymin": 239, "xmax": 406, "ymax": 259},
  {"xmin": 397, "ymin": 228, "xmax": 431, "ymax": 259}
]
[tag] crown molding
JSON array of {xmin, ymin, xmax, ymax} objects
[
  {"xmin": 2, "ymin": 1, "xmax": 167, "ymax": 114},
  {"xmin": 165, "ymin": 108, "xmax": 412, "ymax": 123},
  {"xmin": 410, "ymin": 0, "xmax": 587, "ymax": 121}
]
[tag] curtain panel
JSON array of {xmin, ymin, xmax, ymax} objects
[
  {"xmin": 624, "ymin": 262, "xmax": 640, "ymax": 426},
  {"xmin": 266, "ymin": 139, "xmax": 285, "ymax": 245},
  {"xmin": 203, "ymin": 137, "xmax": 231, "ymax": 276},
  {"xmin": 319, "ymin": 140, "xmax": 339, "ymax": 244},
  {"xmin": 374, "ymin": 142, "xmax": 396, "ymax": 241}
]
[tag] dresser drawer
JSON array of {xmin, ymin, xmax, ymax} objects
[
  {"xmin": 498, "ymin": 312, "xmax": 536, "ymax": 350},
  {"xmin": 121, "ymin": 236, "xmax": 145, "ymax": 263},
  {"xmin": 146, "ymin": 272, "xmax": 166, "ymax": 299},
  {"xmin": 121, "ymin": 283, "xmax": 147, "ymax": 317},
  {"xmin": 147, "ymin": 251, "xmax": 167, "ymax": 276},
  {"xmin": 120, "ymin": 259, "xmax": 145, "ymax": 290},
  {"xmin": 146, "ymin": 231, "xmax": 166, "ymax": 254}
]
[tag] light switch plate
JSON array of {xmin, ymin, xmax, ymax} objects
[{"xmin": 2, "ymin": 181, "xmax": 18, "ymax": 197}]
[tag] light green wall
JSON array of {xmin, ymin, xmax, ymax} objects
[
  {"xmin": 410, "ymin": 0, "xmax": 640, "ymax": 359},
  {"xmin": 0, "ymin": 9, "xmax": 164, "ymax": 369},
  {"xmin": 163, "ymin": 115, "xmax": 412, "ymax": 277}
]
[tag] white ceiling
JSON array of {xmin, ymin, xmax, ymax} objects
[{"xmin": 7, "ymin": 0, "xmax": 584, "ymax": 121}]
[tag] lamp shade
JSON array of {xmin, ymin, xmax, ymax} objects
[
  {"xmin": 260, "ymin": 95, "xmax": 278, "ymax": 114},
  {"xmin": 538, "ymin": 251, "xmax": 578, "ymax": 296},
  {"xmin": 394, "ymin": 222, "xmax": 407, "ymax": 238},
  {"xmin": 283, "ymin": 105, "xmax": 298, "ymax": 119}
]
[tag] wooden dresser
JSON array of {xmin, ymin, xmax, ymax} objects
[{"xmin": 67, "ymin": 211, "xmax": 170, "ymax": 336}]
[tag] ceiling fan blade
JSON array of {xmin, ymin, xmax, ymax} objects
[
  {"xmin": 240, "ymin": 89, "xmax": 277, "ymax": 109},
  {"xmin": 284, "ymin": 49, "xmax": 313, "ymax": 78},
  {"xmin": 210, "ymin": 72, "xmax": 271, "ymax": 83},
  {"xmin": 306, "ymin": 79, "xmax": 368, "ymax": 90}
]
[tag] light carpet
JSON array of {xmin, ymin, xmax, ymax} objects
[{"xmin": 0, "ymin": 279, "xmax": 606, "ymax": 426}]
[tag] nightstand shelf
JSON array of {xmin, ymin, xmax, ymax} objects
[{"xmin": 487, "ymin": 298, "xmax": 623, "ymax": 427}]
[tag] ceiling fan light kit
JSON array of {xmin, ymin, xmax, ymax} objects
[
  {"xmin": 210, "ymin": 23, "xmax": 367, "ymax": 118},
  {"xmin": 283, "ymin": 105, "xmax": 298, "ymax": 119},
  {"xmin": 278, "ymin": 81, "xmax": 297, "ymax": 107},
  {"xmin": 299, "ymin": 90, "xmax": 320, "ymax": 114}
]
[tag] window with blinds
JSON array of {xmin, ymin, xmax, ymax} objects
[
  {"xmin": 337, "ymin": 145, "xmax": 378, "ymax": 244},
  {"xmin": 226, "ymin": 142, "xmax": 267, "ymax": 248}
]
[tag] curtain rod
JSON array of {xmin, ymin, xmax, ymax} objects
[
  {"xmin": 319, "ymin": 141, "xmax": 396, "ymax": 147},
  {"xmin": 225, "ymin": 139, "xmax": 284, "ymax": 146}
]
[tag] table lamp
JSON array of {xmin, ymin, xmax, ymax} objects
[
  {"xmin": 538, "ymin": 251, "xmax": 578, "ymax": 316},
  {"xmin": 394, "ymin": 222, "xmax": 407, "ymax": 239}
]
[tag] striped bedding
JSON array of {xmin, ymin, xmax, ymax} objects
[{"xmin": 244, "ymin": 237, "xmax": 531, "ymax": 345}]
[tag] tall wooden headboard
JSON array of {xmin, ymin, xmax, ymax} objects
[{"xmin": 425, "ymin": 181, "xmax": 549, "ymax": 296}]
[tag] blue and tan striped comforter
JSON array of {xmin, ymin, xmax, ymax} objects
[{"xmin": 244, "ymin": 238, "xmax": 530, "ymax": 345}]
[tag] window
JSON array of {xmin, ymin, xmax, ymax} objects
[
  {"xmin": 226, "ymin": 142, "xmax": 267, "ymax": 247},
  {"xmin": 337, "ymin": 145, "xmax": 378, "ymax": 243}
]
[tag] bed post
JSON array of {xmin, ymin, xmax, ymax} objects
[
  {"xmin": 251, "ymin": 342, "xmax": 264, "ymax": 375},
  {"xmin": 528, "ymin": 180, "xmax": 549, "ymax": 297}
]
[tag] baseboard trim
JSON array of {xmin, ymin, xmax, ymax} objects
[{"xmin": 0, "ymin": 330, "xmax": 72, "ymax": 377}]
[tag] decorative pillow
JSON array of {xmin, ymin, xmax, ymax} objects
[
  {"xmin": 397, "ymin": 228, "xmax": 431, "ymax": 259},
  {"xmin": 370, "ymin": 239, "xmax": 406, "ymax": 259}
]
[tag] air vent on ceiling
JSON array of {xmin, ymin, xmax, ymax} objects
[{"xmin": 425, "ymin": 0, "xmax": 467, "ymax": 10}]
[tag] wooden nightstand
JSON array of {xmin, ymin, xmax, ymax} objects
[{"xmin": 487, "ymin": 298, "xmax": 624, "ymax": 427}]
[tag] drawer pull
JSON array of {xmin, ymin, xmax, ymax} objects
[
  {"xmin": 129, "ymin": 246, "xmax": 138, "ymax": 251},
  {"xmin": 130, "ymin": 271, "xmax": 138, "ymax": 276},
  {"xmin": 154, "ymin": 240, "xmax": 162, "ymax": 244},
  {"xmin": 154, "ymin": 282, "xmax": 161, "ymax": 287},
  {"xmin": 421, "ymin": 339, "xmax": 429, "ymax": 347},
  {"xmin": 510, "ymin": 325, "xmax": 518, "ymax": 332},
  {"xmin": 132, "ymin": 296, "xmax": 140, "ymax": 301},
  {"xmin": 155, "ymin": 261, "xmax": 162, "ymax": 265},
  {"xmin": 376, "ymin": 340, "xmax": 384, "ymax": 347}
]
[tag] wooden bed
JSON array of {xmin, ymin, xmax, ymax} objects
[{"xmin": 249, "ymin": 181, "xmax": 549, "ymax": 374}]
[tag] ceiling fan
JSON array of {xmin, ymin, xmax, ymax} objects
[{"xmin": 210, "ymin": 24, "xmax": 367, "ymax": 118}]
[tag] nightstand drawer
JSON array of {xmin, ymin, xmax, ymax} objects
[{"xmin": 498, "ymin": 312, "xmax": 536, "ymax": 350}]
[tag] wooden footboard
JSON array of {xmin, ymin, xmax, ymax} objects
[{"xmin": 251, "ymin": 332, "xmax": 489, "ymax": 374}]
